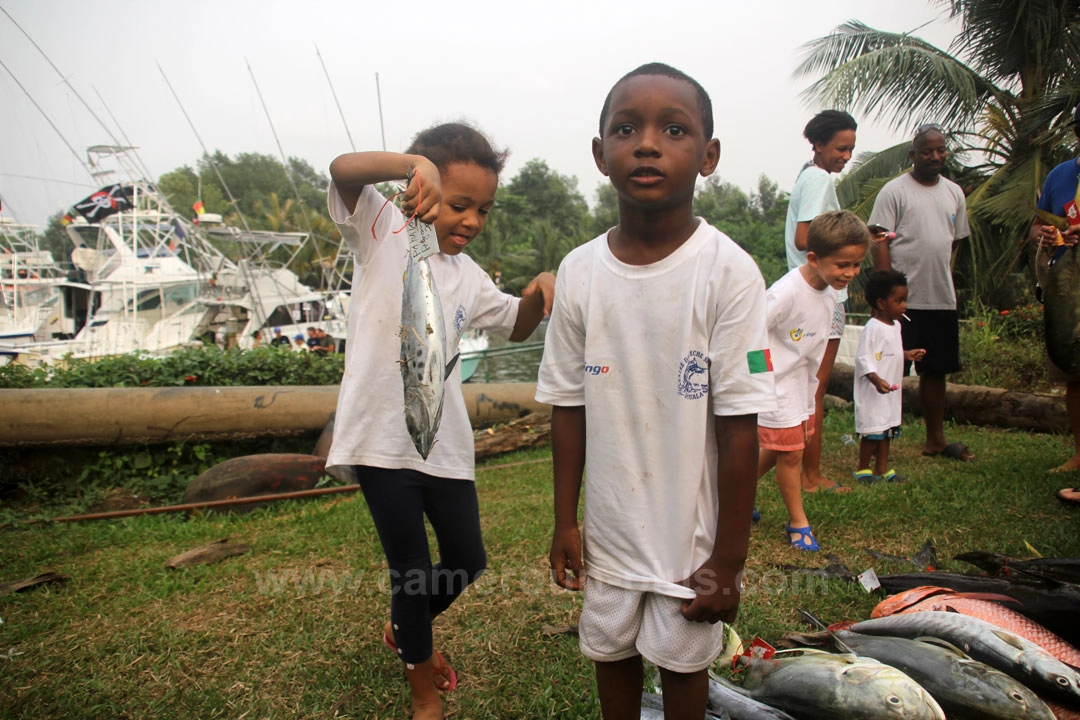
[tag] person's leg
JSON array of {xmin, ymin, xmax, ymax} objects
[
  {"xmin": 857, "ymin": 437, "xmax": 875, "ymax": 472},
  {"xmin": 874, "ymin": 439, "xmax": 890, "ymax": 476},
  {"xmin": 802, "ymin": 337, "xmax": 840, "ymax": 491},
  {"xmin": 596, "ymin": 657, "xmax": 644, "ymax": 720},
  {"xmin": 658, "ymin": 667, "xmax": 709, "ymax": 720},
  {"xmin": 920, "ymin": 373, "xmax": 948, "ymax": 454},
  {"xmin": 776, "ymin": 449, "xmax": 808, "ymax": 530},
  {"xmin": 357, "ymin": 467, "xmax": 449, "ymax": 709},
  {"xmin": 1051, "ymin": 380, "xmax": 1080, "ymax": 472},
  {"xmin": 421, "ymin": 477, "xmax": 487, "ymax": 617},
  {"xmin": 757, "ymin": 447, "xmax": 778, "ymax": 480}
]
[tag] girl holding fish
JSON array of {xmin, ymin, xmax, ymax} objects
[{"xmin": 326, "ymin": 123, "xmax": 554, "ymax": 719}]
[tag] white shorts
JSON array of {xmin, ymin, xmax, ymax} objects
[
  {"xmin": 829, "ymin": 301, "xmax": 846, "ymax": 340},
  {"xmin": 578, "ymin": 577, "xmax": 725, "ymax": 673}
]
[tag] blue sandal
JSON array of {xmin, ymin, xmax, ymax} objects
[
  {"xmin": 879, "ymin": 469, "xmax": 906, "ymax": 483},
  {"xmin": 852, "ymin": 469, "xmax": 878, "ymax": 484},
  {"xmin": 786, "ymin": 523, "xmax": 820, "ymax": 552}
]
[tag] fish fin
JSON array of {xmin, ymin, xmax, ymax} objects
[
  {"xmin": 949, "ymin": 591, "xmax": 1023, "ymax": 605},
  {"xmin": 1035, "ymin": 208, "xmax": 1070, "ymax": 230},
  {"xmin": 444, "ymin": 353, "xmax": 459, "ymax": 380},
  {"xmin": 796, "ymin": 608, "xmax": 828, "ymax": 630},
  {"xmin": 916, "ymin": 636, "xmax": 972, "ymax": 658},
  {"xmin": 992, "ymin": 628, "xmax": 1028, "ymax": 651},
  {"xmin": 721, "ymin": 624, "xmax": 745, "ymax": 661},
  {"xmin": 1024, "ymin": 541, "xmax": 1044, "ymax": 558}
]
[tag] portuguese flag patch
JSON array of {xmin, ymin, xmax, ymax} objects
[{"xmin": 747, "ymin": 349, "xmax": 773, "ymax": 374}]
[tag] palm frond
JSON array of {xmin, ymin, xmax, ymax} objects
[
  {"xmin": 836, "ymin": 142, "xmax": 913, "ymax": 210},
  {"xmin": 796, "ymin": 21, "xmax": 1004, "ymax": 132}
]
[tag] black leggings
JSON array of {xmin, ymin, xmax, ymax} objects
[{"xmin": 356, "ymin": 466, "xmax": 486, "ymax": 665}]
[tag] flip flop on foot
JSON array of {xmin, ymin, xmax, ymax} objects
[
  {"xmin": 383, "ymin": 626, "xmax": 458, "ymax": 693},
  {"xmin": 804, "ymin": 479, "xmax": 853, "ymax": 493},
  {"xmin": 1055, "ymin": 487, "xmax": 1080, "ymax": 505},
  {"xmin": 922, "ymin": 442, "xmax": 975, "ymax": 462}
]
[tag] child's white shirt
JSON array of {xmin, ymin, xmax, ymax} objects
[
  {"xmin": 758, "ymin": 267, "xmax": 838, "ymax": 429},
  {"xmin": 325, "ymin": 183, "xmax": 519, "ymax": 480},
  {"xmin": 854, "ymin": 317, "xmax": 904, "ymax": 434},
  {"xmin": 536, "ymin": 220, "xmax": 776, "ymax": 598}
]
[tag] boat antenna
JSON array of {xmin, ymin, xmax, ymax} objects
[
  {"xmin": 156, "ymin": 62, "xmax": 256, "ymax": 239},
  {"xmin": 0, "ymin": 57, "xmax": 93, "ymax": 179},
  {"xmin": 314, "ymin": 44, "xmax": 356, "ymax": 152},
  {"xmin": 90, "ymin": 86, "xmax": 157, "ymax": 182},
  {"xmin": 375, "ymin": 72, "xmax": 387, "ymax": 151},
  {"xmin": 244, "ymin": 58, "xmax": 327, "ymax": 278}
]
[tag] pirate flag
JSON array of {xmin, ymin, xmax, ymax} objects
[{"xmin": 73, "ymin": 184, "xmax": 135, "ymax": 222}]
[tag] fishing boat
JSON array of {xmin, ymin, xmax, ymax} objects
[{"xmin": 0, "ymin": 217, "xmax": 69, "ymax": 348}]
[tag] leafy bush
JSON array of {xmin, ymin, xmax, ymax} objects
[
  {"xmin": 956, "ymin": 303, "xmax": 1048, "ymax": 392},
  {"xmin": 0, "ymin": 346, "xmax": 345, "ymax": 389}
]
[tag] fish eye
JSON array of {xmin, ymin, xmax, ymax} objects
[
  {"xmin": 1009, "ymin": 692, "xmax": 1023, "ymax": 701},
  {"xmin": 886, "ymin": 695, "xmax": 901, "ymax": 706},
  {"xmin": 1056, "ymin": 675, "xmax": 1071, "ymax": 687}
]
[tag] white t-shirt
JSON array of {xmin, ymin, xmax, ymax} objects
[
  {"xmin": 854, "ymin": 318, "xmax": 904, "ymax": 434},
  {"xmin": 868, "ymin": 173, "xmax": 970, "ymax": 310},
  {"xmin": 535, "ymin": 220, "xmax": 776, "ymax": 599},
  {"xmin": 325, "ymin": 183, "xmax": 519, "ymax": 480},
  {"xmin": 758, "ymin": 267, "xmax": 838, "ymax": 429}
]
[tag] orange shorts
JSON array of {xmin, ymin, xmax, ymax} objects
[{"xmin": 758, "ymin": 421, "xmax": 814, "ymax": 452}]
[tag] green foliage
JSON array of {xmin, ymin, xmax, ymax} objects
[
  {"xmin": 955, "ymin": 302, "xmax": 1048, "ymax": 391},
  {"xmin": 695, "ymin": 174, "xmax": 790, "ymax": 285},
  {"xmin": 0, "ymin": 346, "xmax": 344, "ymax": 389}
]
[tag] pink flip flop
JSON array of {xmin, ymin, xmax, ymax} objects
[{"xmin": 382, "ymin": 630, "xmax": 458, "ymax": 692}]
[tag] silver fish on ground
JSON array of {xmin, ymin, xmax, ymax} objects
[
  {"xmin": 400, "ymin": 251, "xmax": 447, "ymax": 460},
  {"xmin": 850, "ymin": 613, "xmax": 1080, "ymax": 708},
  {"xmin": 706, "ymin": 673, "xmax": 797, "ymax": 719},
  {"xmin": 736, "ymin": 650, "xmax": 944, "ymax": 720},
  {"xmin": 640, "ymin": 692, "xmax": 728, "ymax": 719},
  {"xmin": 783, "ymin": 628, "xmax": 1054, "ymax": 720}
]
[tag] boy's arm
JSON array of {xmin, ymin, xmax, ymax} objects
[
  {"xmin": 550, "ymin": 405, "xmax": 586, "ymax": 591},
  {"xmin": 793, "ymin": 221, "xmax": 810, "ymax": 252},
  {"xmin": 680, "ymin": 413, "xmax": 758, "ymax": 624},
  {"xmin": 328, "ymin": 151, "xmax": 441, "ymax": 220},
  {"xmin": 509, "ymin": 271, "xmax": 556, "ymax": 342}
]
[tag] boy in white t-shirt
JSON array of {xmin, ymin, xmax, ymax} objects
[
  {"xmin": 853, "ymin": 270, "xmax": 926, "ymax": 484},
  {"xmin": 756, "ymin": 211, "xmax": 870, "ymax": 552},
  {"xmin": 537, "ymin": 63, "xmax": 776, "ymax": 720}
]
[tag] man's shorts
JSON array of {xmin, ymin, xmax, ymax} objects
[
  {"xmin": 757, "ymin": 421, "xmax": 813, "ymax": 452},
  {"xmin": 828, "ymin": 301, "xmax": 846, "ymax": 341},
  {"xmin": 859, "ymin": 426, "xmax": 901, "ymax": 441},
  {"xmin": 578, "ymin": 577, "xmax": 725, "ymax": 673},
  {"xmin": 901, "ymin": 309, "xmax": 961, "ymax": 376}
]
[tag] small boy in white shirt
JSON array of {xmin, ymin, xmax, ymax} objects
[
  {"xmin": 757, "ymin": 211, "xmax": 870, "ymax": 551},
  {"xmin": 853, "ymin": 270, "xmax": 926, "ymax": 483}
]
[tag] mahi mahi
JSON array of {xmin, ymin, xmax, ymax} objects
[{"xmin": 400, "ymin": 250, "xmax": 447, "ymax": 460}]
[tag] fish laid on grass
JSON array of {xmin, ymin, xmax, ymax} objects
[
  {"xmin": 400, "ymin": 249, "xmax": 453, "ymax": 460},
  {"xmin": 878, "ymin": 572, "xmax": 1080, "ymax": 647},
  {"xmin": 955, "ymin": 551, "xmax": 1080, "ymax": 586},
  {"xmin": 872, "ymin": 585, "xmax": 1080, "ymax": 667},
  {"xmin": 782, "ymin": 627, "xmax": 1054, "ymax": 720},
  {"xmin": 706, "ymin": 674, "xmax": 798, "ymax": 719},
  {"xmin": 850, "ymin": 613, "xmax": 1080, "ymax": 708},
  {"xmin": 733, "ymin": 650, "xmax": 944, "ymax": 720}
]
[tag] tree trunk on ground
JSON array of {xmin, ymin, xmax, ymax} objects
[
  {"xmin": 829, "ymin": 363, "xmax": 1069, "ymax": 434},
  {"xmin": 473, "ymin": 411, "xmax": 551, "ymax": 460}
]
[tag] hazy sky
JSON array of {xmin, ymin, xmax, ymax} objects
[{"xmin": 0, "ymin": 1, "xmax": 961, "ymax": 230}]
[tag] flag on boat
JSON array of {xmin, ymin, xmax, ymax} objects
[
  {"xmin": 192, "ymin": 200, "xmax": 205, "ymax": 224},
  {"xmin": 73, "ymin": 184, "xmax": 135, "ymax": 222},
  {"xmin": 60, "ymin": 213, "xmax": 75, "ymax": 226}
]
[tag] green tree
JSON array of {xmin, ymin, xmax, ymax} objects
[{"xmin": 797, "ymin": 0, "xmax": 1080, "ymax": 305}]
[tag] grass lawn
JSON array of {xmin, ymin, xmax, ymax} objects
[{"xmin": 2, "ymin": 407, "xmax": 1079, "ymax": 718}]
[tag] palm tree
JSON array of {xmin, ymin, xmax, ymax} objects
[{"xmin": 797, "ymin": 0, "xmax": 1080, "ymax": 305}]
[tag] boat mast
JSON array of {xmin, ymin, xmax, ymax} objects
[{"xmin": 314, "ymin": 44, "xmax": 356, "ymax": 152}]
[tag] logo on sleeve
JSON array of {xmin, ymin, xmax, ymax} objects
[
  {"xmin": 453, "ymin": 305, "xmax": 467, "ymax": 334},
  {"xmin": 678, "ymin": 350, "xmax": 710, "ymax": 400}
]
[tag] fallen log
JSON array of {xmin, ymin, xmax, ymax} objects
[
  {"xmin": 829, "ymin": 363, "xmax": 1069, "ymax": 434},
  {"xmin": 165, "ymin": 538, "xmax": 251, "ymax": 569},
  {"xmin": 473, "ymin": 411, "xmax": 551, "ymax": 460},
  {"xmin": 0, "ymin": 383, "xmax": 551, "ymax": 447}
]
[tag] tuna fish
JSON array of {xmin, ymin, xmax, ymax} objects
[
  {"xmin": 872, "ymin": 586, "xmax": 1080, "ymax": 667},
  {"xmin": 400, "ymin": 250, "xmax": 447, "ymax": 460},
  {"xmin": 1037, "ymin": 231, "xmax": 1080, "ymax": 377},
  {"xmin": 783, "ymin": 627, "xmax": 1055, "ymax": 720},
  {"xmin": 849, "ymin": 613, "xmax": 1080, "ymax": 708},
  {"xmin": 734, "ymin": 650, "xmax": 945, "ymax": 719}
]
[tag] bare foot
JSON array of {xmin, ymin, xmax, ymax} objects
[
  {"xmin": 410, "ymin": 695, "xmax": 444, "ymax": 720},
  {"xmin": 1049, "ymin": 456, "xmax": 1080, "ymax": 473}
]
